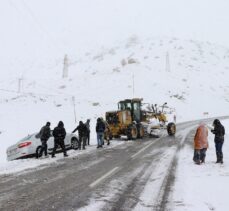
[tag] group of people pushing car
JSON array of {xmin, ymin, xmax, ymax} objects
[
  {"xmin": 38, "ymin": 117, "xmax": 225, "ymax": 162},
  {"xmin": 193, "ymin": 119, "xmax": 225, "ymax": 164},
  {"xmin": 37, "ymin": 117, "xmax": 108, "ymax": 158}
]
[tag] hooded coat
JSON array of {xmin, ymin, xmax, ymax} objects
[
  {"xmin": 194, "ymin": 124, "xmax": 208, "ymax": 149},
  {"xmin": 39, "ymin": 123, "xmax": 51, "ymax": 141},
  {"xmin": 96, "ymin": 118, "xmax": 105, "ymax": 133},
  {"xmin": 211, "ymin": 119, "xmax": 225, "ymax": 143},
  {"xmin": 72, "ymin": 121, "xmax": 88, "ymax": 137},
  {"xmin": 53, "ymin": 121, "xmax": 66, "ymax": 141}
]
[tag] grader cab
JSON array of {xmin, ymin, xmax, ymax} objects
[{"xmin": 105, "ymin": 98, "xmax": 176, "ymax": 140}]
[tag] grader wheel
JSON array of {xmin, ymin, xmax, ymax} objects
[
  {"xmin": 127, "ymin": 124, "xmax": 138, "ymax": 140},
  {"xmin": 167, "ymin": 122, "xmax": 176, "ymax": 136}
]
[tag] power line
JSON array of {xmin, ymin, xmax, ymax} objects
[
  {"xmin": 8, "ymin": 0, "xmax": 65, "ymax": 53},
  {"xmin": 20, "ymin": 0, "xmax": 65, "ymax": 52}
]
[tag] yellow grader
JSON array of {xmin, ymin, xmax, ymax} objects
[{"xmin": 105, "ymin": 98, "xmax": 176, "ymax": 140}]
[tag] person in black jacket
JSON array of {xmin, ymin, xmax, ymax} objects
[
  {"xmin": 211, "ymin": 119, "xmax": 225, "ymax": 163},
  {"xmin": 37, "ymin": 122, "xmax": 51, "ymax": 158},
  {"xmin": 52, "ymin": 121, "xmax": 68, "ymax": 157},
  {"xmin": 85, "ymin": 119, "xmax": 90, "ymax": 145},
  {"xmin": 96, "ymin": 118, "xmax": 105, "ymax": 148},
  {"xmin": 72, "ymin": 121, "xmax": 88, "ymax": 150}
]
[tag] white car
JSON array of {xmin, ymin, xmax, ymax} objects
[{"xmin": 6, "ymin": 132, "xmax": 79, "ymax": 161}]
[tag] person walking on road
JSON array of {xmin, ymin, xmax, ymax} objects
[
  {"xmin": 52, "ymin": 121, "xmax": 68, "ymax": 158},
  {"xmin": 85, "ymin": 119, "xmax": 91, "ymax": 145},
  {"xmin": 96, "ymin": 118, "xmax": 105, "ymax": 148},
  {"xmin": 104, "ymin": 121, "xmax": 111, "ymax": 146},
  {"xmin": 211, "ymin": 119, "xmax": 225, "ymax": 164},
  {"xmin": 193, "ymin": 123, "xmax": 208, "ymax": 164},
  {"xmin": 72, "ymin": 121, "xmax": 88, "ymax": 150},
  {"xmin": 37, "ymin": 122, "xmax": 51, "ymax": 158}
]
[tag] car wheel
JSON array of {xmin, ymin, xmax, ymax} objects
[
  {"xmin": 71, "ymin": 137, "xmax": 79, "ymax": 150},
  {"xmin": 36, "ymin": 146, "xmax": 42, "ymax": 158}
]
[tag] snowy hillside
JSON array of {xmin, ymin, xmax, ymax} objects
[{"xmin": 0, "ymin": 36, "xmax": 229, "ymax": 162}]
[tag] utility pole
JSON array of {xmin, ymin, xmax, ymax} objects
[
  {"xmin": 63, "ymin": 54, "xmax": 69, "ymax": 78},
  {"xmin": 166, "ymin": 51, "xmax": 170, "ymax": 72},
  {"xmin": 18, "ymin": 78, "xmax": 23, "ymax": 93}
]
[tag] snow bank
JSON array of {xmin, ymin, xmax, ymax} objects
[
  {"xmin": 171, "ymin": 119, "xmax": 229, "ymax": 211},
  {"xmin": 0, "ymin": 140, "xmax": 123, "ymax": 175}
]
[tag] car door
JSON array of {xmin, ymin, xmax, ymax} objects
[{"xmin": 47, "ymin": 131, "xmax": 55, "ymax": 150}]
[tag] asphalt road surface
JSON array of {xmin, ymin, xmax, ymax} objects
[{"xmin": 0, "ymin": 117, "xmax": 227, "ymax": 211}]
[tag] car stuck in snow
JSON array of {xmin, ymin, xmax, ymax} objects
[{"xmin": 6, "ymin": 132, "xmax": 79, "ymax": 161}]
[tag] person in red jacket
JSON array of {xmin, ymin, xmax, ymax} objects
[{"xmin": 193, "ymin": 123, "xmax": 208, "ymax": 164}]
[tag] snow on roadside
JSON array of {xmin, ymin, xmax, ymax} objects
[
  {"xmin": 171, "ymin": 119, "xmax": 229, "ymax": 211},
  {"xmin": 0, "ymin": 140, "xmax": 124, "ymax": 175},
  {"xmin": 133, "ymin": 125, "xmax": 197, "ymax": 210},
  {"xmin": 133, "ymin": 147, "xmax": 177, "ymax": 211}
]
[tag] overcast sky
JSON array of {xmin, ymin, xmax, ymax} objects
[{"xmin": 1, "ymin": 0, "xmax": 229, "ymax": 59}]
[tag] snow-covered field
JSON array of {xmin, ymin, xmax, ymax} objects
[
  {"xmin": 1, "ymin": 0, "xmax": 229, "ymax": 164},
  {"xmin": 1, "ymin": 36, "xmax": 229, "ymax": 162},
  {"xmin": 171, "ymin": 119, "xmax": 229, "ymax": 211}
]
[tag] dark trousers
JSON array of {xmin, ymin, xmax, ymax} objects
[
  {"xmin": 200, "ymin": 148, "xmax": 207, "ymax": 162},
  {"xmin": 79, "ymin": 136, "xmax": 87, "ymax": 149},
  {"xmin": 52, "ymin": 139, "xmax": 67, "ymax": 156},
  {"xmin": 193, "ymin": 149, "xmax": 200, "ymax": 163},
  {"xmin": 40, "ymin": 140, "xmax": 48, "ymax": 156},
  {"xmin": 193, "ymin": 148, "xmax": 207, "ymax": 164},
  {"xmin": 87, "ymin": 132, "xmax": 90, "ymax": 145},
  {"xmin": 215, "ymin": 141, "xmax": 224, "ymax": 161}
]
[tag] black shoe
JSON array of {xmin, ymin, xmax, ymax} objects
[
  {"xmin": 83, "ymin": 148, "xmax": 86, "ymax": 150},
  {"xmin": 201, "ymin": 159, "xmax": 205, "ymax": 163},
  {"xmin": 64, "ymin": 154, "xmax": 69, "ymax": 157},
  {"xmin": 97, "ymin": 145, "xmax": 100, "ymax": 148},
  {"xmin": 52, "ymin": 155, "xmax": 56, "ymax": 158}
]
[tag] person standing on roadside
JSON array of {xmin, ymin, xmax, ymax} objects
[
  {"xmin": 96, "ymin": 118, "xmax": 105, "ymax": 148},
  {"xmin": 37, "ymin": 122, "xmax": 51, "ymax": 158},
  {"xmin": 211, "ymin": 119, "xmax": 225, "ymax": 164},
  {"xmin": 52, "ymin": 121, "xmax": 68, "ymax": 158},
  {"xmin": 85, "ymin": 119, "xmax": 91, "ymax": 145},
  {"xmin": 193, "ymin": 122, "xmax": 208, "ymax": 164},
  {"xmin": 72, "ymin": 121, "xmax": 88, "ymax": 150}
]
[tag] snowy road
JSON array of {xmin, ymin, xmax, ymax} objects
[{"xmin": 0, "ymin": 118, "xmax": 228, "ymax": 211}]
